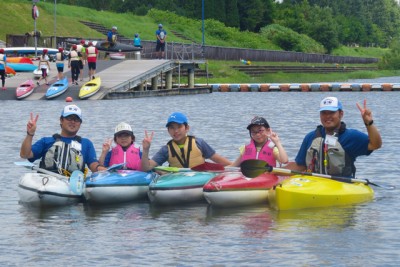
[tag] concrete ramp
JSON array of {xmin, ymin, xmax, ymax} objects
[{"xmin": 91, "ymin": 60, "xmax": 176, "ymax": 100}]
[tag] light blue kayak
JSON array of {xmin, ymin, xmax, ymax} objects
[
  {"xmin": 84, "ymin": 170, "xmax": 157, "ymax": 204},
  {"xmin": 46, "ymin": 77, "xmax": 69, "ymax": 99},
  {"xmin": 7, "ymin": 63, "xmax": 37, "ymax": 72},
  {"xmin": 148, "ymin": 171, "xmax": 217, "ymax": 205}
]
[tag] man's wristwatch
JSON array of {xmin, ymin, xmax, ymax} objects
[{"xmin": 365, "ymin": 120, "xmax": 374, "ymax": 127}]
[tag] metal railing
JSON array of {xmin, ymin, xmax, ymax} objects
[{"xmin": 6, "ymin": 34, "xmax": 378, "ymax": 64}]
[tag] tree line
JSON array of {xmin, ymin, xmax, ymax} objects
[{"xmin": 56, "ymin": 0, "xmax": 400, "ymax": 53}]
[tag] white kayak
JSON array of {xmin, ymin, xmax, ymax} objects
[{"xmin": 18, "ymin": 172, "xmax": 83, "ymax": 207}]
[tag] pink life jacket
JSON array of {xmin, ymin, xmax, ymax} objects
[
  {"xmin": 109, "ymin": 144, "xmax": 142, "ymax": 171},
  {"xmin": 241, "ymin": 139, "xmax": 276, "ymax": 167}
]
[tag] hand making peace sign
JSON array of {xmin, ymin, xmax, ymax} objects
[{"xmin": 27, "ymin": 112, "xmax": 39, "ymax": 136}]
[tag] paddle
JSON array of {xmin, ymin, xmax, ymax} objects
[
  {"xmin": 154, "ymin": 162, "xmax": 236, "ymax": 173},
  {"xmin": 240, "ymin": 159, "xmax": 395, "ymax": 190},
  {"xmin": 105, "ymin": 163, "xmax": 125, "ymax": 172},
  {"xmin": 14, "ymin": 161, "xmax": 86, "ymax": 194}
]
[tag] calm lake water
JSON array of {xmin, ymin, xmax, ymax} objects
[{"xmin": 1, "ymin": 91, "xmax": 399, "ymax": 266}]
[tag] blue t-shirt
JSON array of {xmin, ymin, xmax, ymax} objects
[
  {"xmin": 107, "ymin": 31, "xmax": 115, "ymax": 43},
  {"xmin": 152, "ymin": 137, "xmax": 215, "ymax": 166},
  {"xmin": 133, "ymin": 37, "xmax": 141, "ymax": 46},
  {"xmin": 0, "ymin": 55, "xmax": 6, "ymax": 70},
  {"xmin": 155, "ymin": 29, "xmax": 167, "ymax": 43},
  {"xmin": 29, "ymin": 136, "xmax": 98, "ymax": 168},
  {"xmin": 295, "ymin": 126, "xmax": 372, "ymax": 167}
]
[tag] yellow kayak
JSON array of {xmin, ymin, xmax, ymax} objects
[
  {"xmin": 268, "ymin": 175, "xmax": 374, "ymax": 211},
  {"xmin": 79, "ymin": 77, "xmax": 101, "ymax": 99}
]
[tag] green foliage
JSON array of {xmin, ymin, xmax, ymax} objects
[
  {"xmin": 379, "ymin": 39, "xmax": 400, "ymax": 69},
  {"xmin": 260, "ymin": 24, "xmax": 325, "ymax": 53}
]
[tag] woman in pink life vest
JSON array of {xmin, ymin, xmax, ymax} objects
[
  {"xmin": 230, "ymin": 116, "xmax": 288, "ymax": 168},
  {"xmin": 99, "ymin": 122, "xmax": 142, "ymax": 170}
]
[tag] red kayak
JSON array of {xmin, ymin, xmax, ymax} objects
[
  {"xmin": 6, "ymin": 57, "xmax": 34, "ymax": 64},
  {"xmin": 16, "ymin": 79, "xmax": 36, "ymax": 100},
  {"xmin": 203, "ymin": 171, "xmax": 282, "ymax": 208}
]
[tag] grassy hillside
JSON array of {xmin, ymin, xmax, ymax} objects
[
  {"xmin": 4, "ymin": 0, "xmax": 399, "ymax": 83},
  {"xmin": 1, "ymin": 0, "xmax": 388, "ymax": 59}
]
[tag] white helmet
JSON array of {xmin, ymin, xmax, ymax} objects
[
  {"xmin": 114, "ymin": 122, "xmax": 133, "ymax": 135},
  {"xmin": 112, "ymin": 26, "xmax": 117, "ymax": 30}
]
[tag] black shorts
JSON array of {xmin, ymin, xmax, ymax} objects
[
  {"xmin": 57, "ymin": 66, "xmax": 64, "ymax": 73},
  {"xmin": 88, "ymin": 62, "xmax": 96, "ymax": 70},
  {"xmin": 79, "ymin": 60, "xmax": 83, "ymax": 69},
  {"xmin": 156, "ymin": 42, "xmax": 165, "ymax": 52}
]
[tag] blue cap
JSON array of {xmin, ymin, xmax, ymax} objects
[
  {"xmin": 61, "ymin": 104, "xmax": 82, "ymax": 121},
  {"xmin": 166, "ymin": 112, "xmax": 188, "ymax": 127},
  {"xmin": 319, "ymin": 97, "xmax": 343, "ymax": 112}
]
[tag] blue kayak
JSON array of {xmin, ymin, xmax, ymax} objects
[
  {"xmin": 46, "ymin": 77, "xmax": 69, "ymax": 99},
  {"xmin": 7, "ymin": 63, "xmax": 37, "ymax": 72},
  {"xmin": 148, "ymin": 171, "xmax": 217, "ymax": 205},
  {"xmin": 84, "ymin": 170, "xmax": 157, "ymax": 204}
]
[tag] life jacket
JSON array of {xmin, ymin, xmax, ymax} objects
[
  {"xmin": 56, "ymin": 52, "xmax": 64, "ymax": 62},
  {"xmin": 167, "ymin": 136, "xmax": 204, "ymax": 168},
  {"xmin": 70, "ymin": 50, "xmax": 79, "ymax": 61},
  {"xmin": 39, "ymin": 134, "xmax": 85, "ymax": 175},
  {"xmin": 0, "ymin": 54, "xmax": 5, "ymax": 65},
  {"xmin": 39, "ymin": 56, "xmax": 49, "ymax": 68},
  {"xmin": 305, "ymin": 123, "xmax": 355, "ymax": 177},
  {"xmin": 87, "ymin": 47, "xmax": 96, "ymax": 58},
  {"xmin": 241, "ymin": 139, "xmax": 276, "ymax": 167},
  {"xmin": 76, "ymin": 44, "xmax": 85, "ymax": 57},
  {"xmin": 109, "ymin": 144, "xmax": 141, "ymax": 171}
]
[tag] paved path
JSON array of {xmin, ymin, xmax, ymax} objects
[{"xmin": 0, "ymin": 59, "xmax": 167, "ymax": 101}]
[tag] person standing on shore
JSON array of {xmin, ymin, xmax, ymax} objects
[
  {"xmin": 105, "ymin": 26, "xmax": 118, "ymax": 59},
  {"xmin": 68, "ymin": 45, "xmax": 81, "ymax": 85},
  {"xmin": 55, "ymin": 47, "xmax": 65, "ymax": 81},
  {"xmin": 86, "ymin": 41, "xmax": 98, "ymax": 80},
  {"xmin": 37, "ymin": 49, "xmax": 51, "ymax": 86},
  {"xmin": 0, "ymin": 48, "xmax": 7, "ymax": 90},
  {"xmin": 77, "ymin": 40, "xmax": 86, "ymax": 81},
  {"xmin": 155, "ymin": 24, "xmax": 167, "ymax": 59}
]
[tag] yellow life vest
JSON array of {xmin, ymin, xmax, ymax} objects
[{"xmin": 167, "ymin": 136, "xmax": 205, "ymax": 168}]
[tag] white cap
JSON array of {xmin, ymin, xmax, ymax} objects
[
  {"xmin": 112, "ymin": 26, "xmax": 117, "ymax": 30},
  {"xmin": 114, "ymin": 122, "xmax": 133, "ymax": 135},
  {"xmin": 61, "ymin": 105, "xmax": 82, "ymax": 121},
  {"xmin": 320, "ymin": 97, "xmax": 343, "ymax": 112}
]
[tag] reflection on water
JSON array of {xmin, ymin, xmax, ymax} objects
[{"xmin": 2, "ymin": 92, "xmax": 400, "ymax": 265}]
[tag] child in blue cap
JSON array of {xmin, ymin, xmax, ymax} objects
[{"xmin": 141, "ymin": 112, "xmax": 231, "ymax": 171}]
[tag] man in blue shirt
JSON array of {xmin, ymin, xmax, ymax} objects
[
  {"xmin": 20, "ymin": 104, "xmax": 107, "ymax": 174},
  {"xmin": 107, "ymin": 26, "xmax": 118, "ymax": 44},
  {"xmin": 286, "ymin": 96, "xmax": 382, "ymax": 177},
  {"xmin": 155, "ymin": 24, "xmax": 167, "ymax": 59}
]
